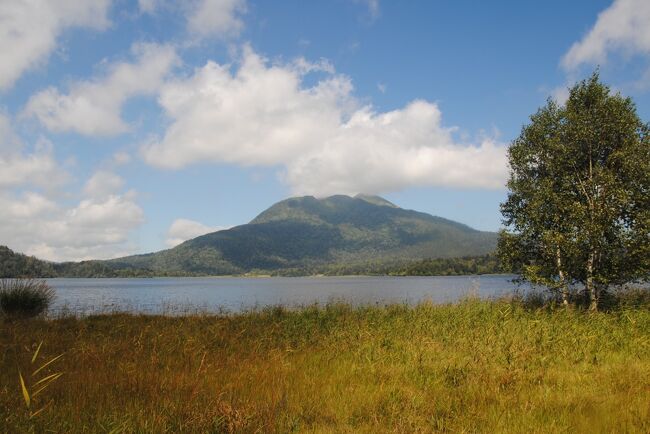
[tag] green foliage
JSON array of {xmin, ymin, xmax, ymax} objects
[
  {"xmin": 392, "ymin": 254, "xmax": 502, "ymax": 276},
  {"xmin": 0, "ymin": 279, "xmax": 55, "ymax": 318},
  {"xmin": 499, "ymin": 73, "xmax": 650, "ymax": 310},
  {"xmin": 0, "ymin": 246, "xmax": 58, "ymax": 278},
  {"xmin": 271, "ymin": 254, "xmax": 503, "ymax": 276}
]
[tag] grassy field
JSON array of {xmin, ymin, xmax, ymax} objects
[{"xmin": 1, "ymin": 297, "xmax": 649, "ymax": 433}]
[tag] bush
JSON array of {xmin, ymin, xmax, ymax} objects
[{"xmin": 0, "ymin": 279, "xmax": 55, "ymax": 318}]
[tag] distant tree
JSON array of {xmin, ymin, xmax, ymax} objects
[{"xmin": 499, "ymin": 73, "xmax": 650, "ymax": 311}]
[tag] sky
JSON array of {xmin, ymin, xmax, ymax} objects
[{"xmin": 2, "ymin": 0, "xmax": 650, "ymax": 261}]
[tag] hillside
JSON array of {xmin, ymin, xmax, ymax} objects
[
  {"xmin": 0, "ymin": 195, "xmax": 499, "ymax": 277},
  {"xmin": 0, "ymin": 246, "xmax": 166, "ymax": 278},
  {"xmin": 0, "ymin": 246, "xmax": 58, "ymax": 278},
  {"xmin": 107, "ymin": 194, "xmax": 498, "ymax": 275}
]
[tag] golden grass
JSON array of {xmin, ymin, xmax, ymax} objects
[{"xmin": 1, "ymin": 299, "xmax": 649, "ymax": 433}]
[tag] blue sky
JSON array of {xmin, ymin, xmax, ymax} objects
[{"xmin": 1, "ymin": 0, "xmax": 649, "ymax": 261}]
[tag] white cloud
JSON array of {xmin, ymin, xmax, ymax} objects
[
  {"xmin": 142, "ymin": 47, "xmax": 508, "ymax": 196},
  {"xmin": 24, "ymin": 43, "xmax": 178, "ymax": 136},
  {"xmin": 562, "ymin": 0, "xmax": 650, "ymax": 70},
  {"xmin": 0, "ymin": 114, "xmax": 67, "ymax": 189},
  {"xmin": 143, "ymin": 48, "xmax": 350, "ymax": 168},
  {"xmin": 0, "ymin": 185, "xmax": 144, "ymax": 262},
  {"xmin": 0, "ymin": 144, "xmax": 63, "ymax": 190},
  {"xmin": 67, "ymin": 192, "xmax": 143, "ymax": 231},
  {"xmin": 165, "ymin": 218, "xmax": 224, "ymax": 247},
  {"xmin": 550, "ymin": 83, "xmax": 571, "ymax": 105},
  {"xmin": 0, "ymin": 0, "xmax": 111, "ymax": 90},
  {"xmin": 284, "ymin": 102, "xmax": 508, "ymax": 195},
  {"xmin": 84, "ymin": 170, "xmax": 125, "ymax": 199},
  {"xmin": 186, "ymin": 0, "xmax": 247, "ymax": 39},
  {"xmin": 0, "ymin": 113, "xmax": 144, "ymax": 260},
  {"xmin": 4, "ymin": 192, "xmax": 57, "ymax": 219}
]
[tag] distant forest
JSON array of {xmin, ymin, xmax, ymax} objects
[
  {"xmin": 271, "ymin": 254, "xmax": 502, "ymax": 277},
  {"xmin": 0, "ymin": 245, "xmax": 503, "ymax": 278}
]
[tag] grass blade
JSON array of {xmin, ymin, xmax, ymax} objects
[
  {"xmin": 31, "ymin": 373, "xmax": 63, "ymax": 399},
  {"xmin": 19, "ymin": 371, "xmax": 30, "ymax": 409},
  {"xmin": 33, "ymin": 371, "xmax": 63, "ymax": 387},
  {"xmin": 31, "ymin": 341, "xmax": 43, "ymax": 364},
  {"xmin": 29, "ymin": 401, "xmax": 51, "ymax": 419},
  {"xmin": 32, "ymin": 353, "xmax": 63, "ymax": 377}
]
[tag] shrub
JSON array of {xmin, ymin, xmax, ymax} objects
[{"xmin": 0, "ymin": 279, "xmax": 55, "ymax": 318}]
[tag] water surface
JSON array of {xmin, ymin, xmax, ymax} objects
[{"xmin": 46, "ymin": 275, "xmax": 526, "ymax": 315}]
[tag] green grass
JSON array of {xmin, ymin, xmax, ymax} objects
[{"xmin": 1, "ymin": 297, "xmax": 649, "ymax": 433}]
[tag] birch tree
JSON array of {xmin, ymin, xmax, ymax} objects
[{"xmin": 498, "ymin": 74, "xmax": 650, "ymax": 311}]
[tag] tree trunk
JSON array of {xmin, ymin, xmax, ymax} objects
[
  {"xmin": 586, "ymin": 143, "xmax": 598, "ymax": 312},
  {"xmin": 587, "ymin": 252, "xmax": 597, "ymax": 311},
  {"xmin": 555, "ymin": 247, "xmax": 569, "ymax": 307}
]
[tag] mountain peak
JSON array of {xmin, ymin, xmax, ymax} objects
[
  {"xmin": 250, "ymin": 194, "xmax": 399, "ymax": 225},
  {"xmin": 353, "ymin": 194, "xmax": 399, "ymax": 208}
]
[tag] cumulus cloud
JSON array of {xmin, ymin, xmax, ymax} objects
[
  {"xmin": 0, "ymin": 0, "xmax": 111, "ymax": 90},
  {"xmin": 0, "ymin": 183, "xmax": 144, "ymax": 262},
  {"xmin": 285, "ymin": 103, "xmax": 507, "ymax": 195},
  {"xmin": 0, "ymin": 143, "xmax": 63, "ymax": 190},
  {"xmin": 24, "ymin": 43, "xmax": 178, "ymax": 136},
  {"xmin": 165, "ymin": 218, "xmax": 224, "ymax": 247},
  {"xmin": 562, "ymin": 0, "xmax": 650, "ymax": 70},
  {"xmin": 4, "ymin": 192, "xmax": 58, "ymax": 219},
  {"xmin": 186, "ymin": 0, "xmax": 247, "ymax": 39},
  {"xmin": 0, "ymin": 117, "xmax": 144, "ymax": 260},
  {"xmin": 0, "ymin": 114, "xmax": 67, "ymax": 189},
  {"xmin": 142, "ymin": 47, "xmax": 508, "ymax": 195},
  {"xmin": 83, "ymin": 170, "xmax": 125, "ymax": 199}
]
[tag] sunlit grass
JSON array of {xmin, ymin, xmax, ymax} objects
[{"xmin": 1, "ymin": 296, "xmax": 649, "ymax": 433}]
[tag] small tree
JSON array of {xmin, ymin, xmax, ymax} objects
[{"xmin": 499, "ymin": 74, "xmax": 650, "ymax": 311}]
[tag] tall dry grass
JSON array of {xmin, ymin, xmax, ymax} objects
[{"xmin": 1, "ymin": 296, "xmax": 649, "ymax": 433}]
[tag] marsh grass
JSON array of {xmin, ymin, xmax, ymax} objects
[
  {"xmin": 1, "ymin": 295, "xmax": 649, "ymax": 433},
  {"xmin": 0, "ymin": 279, "xmax": 54, "ymax": 319}
]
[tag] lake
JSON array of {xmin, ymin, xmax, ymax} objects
[{"xmin": 46, "ymin": 274, "xmax": 528, "ymax": 315}]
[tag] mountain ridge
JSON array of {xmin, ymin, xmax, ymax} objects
[
  {"xmin": 107, "ymin": 194, "xmax": 497, "ymax": 274},
  {"xmin": 1, "ymin": 194, "xmax": 499, "ymax": 276}
]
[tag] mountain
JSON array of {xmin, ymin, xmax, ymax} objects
[
  {"xmin": 0, "ymin": 246, "xmax": 58, "ymax": 278},
  {"xmin": 106, "ymin": 194, "xmax": 498, "ymax": 275},
  {"xmin": 0, "ymin": 245, "xmax": 164, "ymax": 278}
]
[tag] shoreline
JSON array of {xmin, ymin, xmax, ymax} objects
[{"xmin": 38, "ymin": 272, "xmax": 515, "ymax": 279}]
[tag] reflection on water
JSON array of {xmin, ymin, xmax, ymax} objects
[{"xmin": 45, "ymin": 275, "xmax": 528, "ymax": 315}]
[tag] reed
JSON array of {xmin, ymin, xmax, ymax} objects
[
  {"xmin": 0, "ymin": 279, "xmax": 54, "ymax": 318},
  {"xmin": 1, "ymin": 295, "xmax": 648, "ymax": 433}
]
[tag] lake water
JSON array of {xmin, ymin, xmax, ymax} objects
[{"xmin": 46, "ymin": 275, "xmax": 527, "ymax": 315}]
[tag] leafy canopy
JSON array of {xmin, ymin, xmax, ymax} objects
[{"xmin": 499, "ymin": 73, "xmax": 650, "ymax": 306}]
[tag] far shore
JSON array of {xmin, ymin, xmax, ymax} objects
[{"xmin": 39, "ymin": 272, "xmax": 514, "ymax": 279}]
